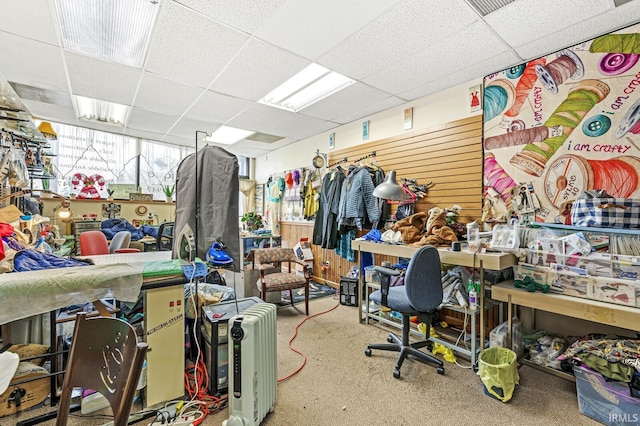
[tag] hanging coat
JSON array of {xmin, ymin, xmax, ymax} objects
[
  {"xmin": 173, "ymin": 146, "xmax": 240, "ymax": 272},
  {"xmin": 313, "ymin": 169, "xmax": 345, "ymax": 249}
]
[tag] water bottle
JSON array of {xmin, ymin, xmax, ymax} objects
[{"xmin": 468, "ymin": 278, "xmax": 477, "ymax": 310}]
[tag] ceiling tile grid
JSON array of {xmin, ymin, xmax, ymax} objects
[
  {"xmin": 64, "ymin": 52, "xmax": 142, "ymax": 105},
  {"xmin": 208, "ymin": 38, "xmax": 310, "ymax": 101},
  {"xmin": 134, "ymin": 72, "xmax": 205, "ymax": 116},
  {"xmin": 0, "ymin": 0, "xmax": 639, "ymax": 157},
  {"xmin": 252, "ymin": 0, "xmax": 401, "ymax": 60},
  {"xmin": 144, "ymin": 0, "xmax": 250, "ymax": 88}
]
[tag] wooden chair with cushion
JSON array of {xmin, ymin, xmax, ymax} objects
[
  {"xmin": 252, "ymin": 247, "xmax": 310, "ymax": 315},
  {"xmin": 56, "ymin": 312, "xmax": 148, "ymax": 426}
]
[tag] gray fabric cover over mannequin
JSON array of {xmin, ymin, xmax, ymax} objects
[{"xmin": 173, "ymin": 145, "xmax": 240, "ymax": 272}]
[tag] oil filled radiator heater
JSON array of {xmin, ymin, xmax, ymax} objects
[{"xmin": 223, "ymin": 303, "xmax": 277, "ymax": 426}]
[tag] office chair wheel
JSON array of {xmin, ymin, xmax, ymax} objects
[
  {"xmin": 365, "ymin": 348, "xmax": 372, "ymax": 357},
  {"xmin": 393, "ymin": 368, "xmax": 401, "ymax": 379},
  {"xmin": 437, "ymin": 366, "xmax": 445, "ymax": 375},
  {"xmin": 387, "ymin": 335, "xmax": 394, "ymax": 343}
]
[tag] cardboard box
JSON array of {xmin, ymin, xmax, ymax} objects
[{"xmin": 574, "ymin": 365, "xmax": 640, "ymax": 425}]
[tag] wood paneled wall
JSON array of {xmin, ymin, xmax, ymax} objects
[
  {"xmin": 278, "ymin": 116, "xmax": 484, "ymax": 290},
  {"xmin": 328, "ymin": 115, "xmax": 483, "ymax": 224}
]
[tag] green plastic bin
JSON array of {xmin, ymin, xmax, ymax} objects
[{"xmin": 477, "ymin": 347, "xmax": 519, "ymax": 402}]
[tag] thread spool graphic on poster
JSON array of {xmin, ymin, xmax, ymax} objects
[
  {"xmin": 501, "ymin": 58, "xmax": 546, "ymax": 129},
  {"xmin": 484, "ymin": 125, "xmax": 563, "ymax": 150},
  {"xmin": 590, "ymin": 33, "xmax": 640, "ymax": 55},
  {"xmin": 484, "ymin": 79, "xmax": 515, "ymax": 122},
  {"xmin": 543, "ymin": 154, "xmax": 640, "ymax": 209},
  {"xmin": 535, "ymin": 49, "xmax": 584, "ymax": 94},
  {"xmin": 484, "ymin": 153, "xmax": 517, "ymax": 209},
  {"xmin": 510, "ymin": 79, "xmax": 610, "ymax": 177},
  {"xmin": 590, "ymin": 33, "xmax": 640, "ymax": 76},
  {"xmin": 615, "ymin": 97, "xmax": 640, "ymax": 139}
]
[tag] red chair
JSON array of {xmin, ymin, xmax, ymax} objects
[{"xmin": 79, "ymin": 231, "xmax": 140, "ymax": 256}]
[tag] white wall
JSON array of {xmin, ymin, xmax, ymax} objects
[{"xmin": 254, "ymin": 77, "xmax": 483, "ymax": 183}]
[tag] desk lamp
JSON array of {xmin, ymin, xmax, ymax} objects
[{"xmin": 372, "ymin": 170, "xmax": 406, "ymax": 202}]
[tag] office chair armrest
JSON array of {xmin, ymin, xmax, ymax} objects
[
  {"xmin": 373, "ymin": 266, "xmax": 401, "ymax": 307},
  {"xmin": 373, "ymin": 265, "xmax": 402, "ymax": 277}
]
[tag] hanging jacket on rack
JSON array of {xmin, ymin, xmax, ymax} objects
[
  {"xmin": 312, "ymin": 169, "xmax": 345, "ymax": 249},
  {"xmin": 337, "ymin": 166, "xmax": 379, "ymax": 232}
]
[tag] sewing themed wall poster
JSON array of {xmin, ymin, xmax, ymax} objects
[{"xmin": 482, "ymin": 21, "xmax": 640, "ymax": 224}]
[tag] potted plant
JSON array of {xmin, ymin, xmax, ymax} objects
[
  {"xmin": 241, "ymin": 212, "xmax": 264, "ymax": 233},
  {"xmin": 163, "ymin": 184, "xmax": 175, "ymax": 202}
]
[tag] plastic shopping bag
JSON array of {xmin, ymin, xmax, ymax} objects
[{"xmin": 477, "ymin": 347, "xmax": 519, "ymax": 402}]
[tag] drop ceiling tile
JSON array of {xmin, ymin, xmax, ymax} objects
[
  {"xmin": 398, "ymin": 50, "xmax": 522, "ymax": 100},
  {"xmin": 160, "ymin": 133, "xmax": 196, "ymax": 147},
  {"xmin": 515, "ymin": 2, "xmax": 640, "ymax": 60},
  {"xmin": 65, "ymin": 52, "xmax": 141, "ymax": 105},
  {"xmin": 134, "ymin": 73, "xmax": 204, "ymax": 116},
  {"xmin": 167, "ymin": 116, "xmax": 223, "ymax": 141},
  {"xmin": 186, "ymin": 90, "xmax": 253, "ymax": 124},
  {"xmin": 0, "ymin": 32, "xmax": 68, "ymax": 92},
  {"xmin": 24, "ymin": 100, "xmax": 77, "ymax": 125},
  {"xmin": 484, "ymin": 0, "xmax": 612, "ymax": 49},
  {"xmin": 209, "ymin": 38, "xmax": 310, "ymax": 101},
  {"xmin": 174, "ymin": 0, "xmax": 286, "ymax": 34},
  {"xmin": 127, "ymin": 107, "xmax": 181, "ymax": 133},
  {"xmin": 227, "ymin": 103, "xmax": 338, "ymax": 140},
  {"xmin": 0, "ymin": 0, "xmax": 59, "ymax": 45},
  {"xmin": 124, "ymin": 128, "xmax": 168, "ymax": 142},
  {"xmin": 364, "ymin": 22, "xmax": 509, "ymax": 96},
  {"xmin": 253, "ymin": 0, "xmax": 400, "ymax": 59},
  {"xmin": 318, "ymin": 0, "xmax": 478, "ymax": 79},
  {"xmin": 145, "ymin": 1, "xmax": 249, "ymax": 88},
  {"xmin": 329, "ymin": 95, "xmax": 406, "ymax": 124},
  {"xmin": 11, "ymin": 82, "xmax": 73, "ymax": 108},
  {"xmin": 301, "ymin": 83, "xmax": 396, "ymax": 121}
]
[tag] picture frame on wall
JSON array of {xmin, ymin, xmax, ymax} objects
[
  {"xmin": 362, "ymin": 120, "xmax": 369, "ymax": 140},
  {"xmin": 329, "ymin": 132, "xmax": 335, "ymax": 150},
  {"xmin": 469, "ymin": 84, "xmax": 482, "ymax": 113},
  {"xmin": 403, "ymin": 107, "xmax": 413, "ymax": 130}
]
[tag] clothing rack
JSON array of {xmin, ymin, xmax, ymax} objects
[
  {"xmin": 352, "ymin": 150, "xmax": 376, "ymax": 164},
  {"xmin": 328, "ymin": 157, "xmax": 348, "ymax": 168}
]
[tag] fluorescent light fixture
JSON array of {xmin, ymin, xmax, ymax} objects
[
  {"xmin": 55, "ymin": 0, "xmax": 160, "ymax": 68},
  {"xmin": 259, "ymin": 63, "xmax": 355, "ymax": 112},
  {"xmin": 207, "ymin": 126, "xmax": 255, "ymax": 145},
  {"xmin": 74, "ymin": 95, "xmax": 130, "ymax": 126}
]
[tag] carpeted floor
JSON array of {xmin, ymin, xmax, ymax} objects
[{"xmin": 15, "ymin": 296, "xmax": 600, "ymax": 426}]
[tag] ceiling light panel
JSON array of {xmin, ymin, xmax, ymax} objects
[
  {"xmin": 74, "ymin": 95, "xmax": 130, "ymax": 126},
  {"xmin": 208, "ymin": 126, "xmax": 255, "ymax": 145},
  {"xmin": 55, "ymin": 0, "xmax": 160, "ymax": 68},
  {"xmin": 259, "ymin": 63, "xmax": 355, "ymax": 112}
]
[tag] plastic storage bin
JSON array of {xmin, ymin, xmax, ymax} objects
[
  {"xmin": 573, "ymin": 364, "xmax": 640, "ymax": 425},
  {"xmin": 364, "ymin": 266, "xmax": 379, "ymax": 283}
]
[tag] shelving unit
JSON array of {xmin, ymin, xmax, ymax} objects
[
  {"xmin": 364, "ymin": 280, "xmax": 504, "ymax": 366},
  {"xmin": 497, "ymin": 223, "xmax": 640, "ymax": 379},
  {"xmin": 351, "ymin": 240, "xmax": 517, "ymax": 367}
]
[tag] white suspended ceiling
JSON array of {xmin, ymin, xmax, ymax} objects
[{"xmin": 0, "ymin": 0, "xmax": 639, "ymax": 158}]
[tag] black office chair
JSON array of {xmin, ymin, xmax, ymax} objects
[
  {"xmin": 365, "ymin": 245, "xmax": 445, "ymax": 378},
  {"xmin": 156, "ymin": 222, "xmax": 175, "ymax": 251}
]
